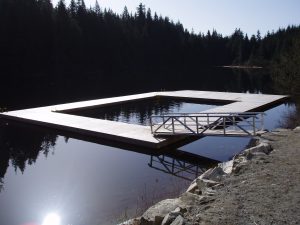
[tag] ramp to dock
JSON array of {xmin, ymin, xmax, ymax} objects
[
  {"xmin": 0, "ymin": 91, "xmax": 288, "ymax": 148},
  {"xmin": 150, "ymin": 112, "xmax": 266, "ymax": 137}
]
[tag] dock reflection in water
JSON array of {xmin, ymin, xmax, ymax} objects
[{"xmin": 148, "ymin": 150, "xmax": 218, "ymax": 181}]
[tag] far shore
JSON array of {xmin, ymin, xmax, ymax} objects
[{"xmin": 221, "ymin": 65, "xmax": 263, "ymax": 69}]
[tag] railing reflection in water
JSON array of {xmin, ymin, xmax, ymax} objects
[{"xmin": 148, "ymin": 150, "xmax": 218, "ymax": 181}]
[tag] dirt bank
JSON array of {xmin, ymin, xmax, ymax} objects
[{"xmin": 186, "ymin": 128, "xmax": 300, "ymax": 225}]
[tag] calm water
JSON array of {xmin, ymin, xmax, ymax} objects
[
  {"xmin": 67, "ymin": 97, "xmax": 221, "ymax": 125},
  {"xmin": 0, "ymin": 68, "xmax": 295, "ymax": 225}
]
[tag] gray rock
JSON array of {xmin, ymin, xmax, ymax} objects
[
  {"xmin": 244, "ymin": 142, "xmax": 272, "ymax": 155},
  {"xmin": 170, "ymin": 215, "xmax": 184, "ymax": 225},
  {"xmin": 140, "ymin": 217, "xmax": 153, "ymax": 225},
  {"xmin": 172, "ymin": 207, "xmax": 185, "ymax": 213},
  {"xmin": 179, "ymin": 192, "xmax": 204, "ymax": 208},
  {"xmin": 293, "ymin": 126, "xmax": 300, "ymax": 132},
  {"xmin": 161, "ymin": 211, "xmax": 181, "ymax": 225},
  {"xmin": 196, "ymin": 178, "xmax": 219, "ymax": 192},
  {"xmin": 141, "ymin": 199, "xmax": 180, "ymax": 225},
  {"xmin": 202, "ymin": 188, "xmax": 217, "ymax": 196},
  {"xmin": 186, "ymin": 180, "xmax": 198, "ymax": 194},
  {"xmin": 273, "ymin": 128, "xmax": 289, "ymax": 132},
  {"xmin": 218, "ymin": 160, "xmax": 234, "ymax": 174},
  {"xmin": 232, "ymin": 152, "xmax": 251, "ymax": 174},
  {"xmin": 140, "ymin": 191, "xmax": 206, "ymax": 225},
  {"xmin": 239, "ymin": 150, "xmax": 254, "ymax": 160},
  {"xmin": 119, "ymin": 218, "xmax": 141, "ymax": 225},
  {"xmin": 198, "ymin": 195, "xmax": 215, "ymax": 204},
  {"xmin": 199, "ymin": 167, "xmax": 226, "ymax": 181},
  {"xmin": 161, "ymin": 207, "xmax": 184, "ymax": 225},
  {"xmin": 252, "ymin": 152, "xmax": 268, "ymax": 157}
]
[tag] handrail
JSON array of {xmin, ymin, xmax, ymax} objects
[
  {"xmin": 151, "ymin": 112, "xmax": 265, "ymax": 116},
  {"xmin": 150, "ymin": 112, "xmax": 265, "ymax": 137}
]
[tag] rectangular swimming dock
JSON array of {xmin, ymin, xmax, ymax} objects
[{"xmin": 0, "ymin": 91, "xmax": 288, "ymax": 148}]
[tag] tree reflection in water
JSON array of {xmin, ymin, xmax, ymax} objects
[
  {"xmin": 0, "ymin": 119, "xmax": 220, "ymax": 193},
  {"xmin": 0, "ymin": 121, "xmax": 58, "ymax": 191}
]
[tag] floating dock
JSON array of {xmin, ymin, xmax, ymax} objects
[{"xmin": 0, "ymin": 91, "xmax": 288, "ymax": 148}]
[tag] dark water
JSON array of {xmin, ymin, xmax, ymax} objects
[
  {"xmin": 0, "ymin": 68, "xmax": 295, "ymax": 225},
  {"xmin": 67, "ymin": 97, "xmax": 221, "ymax": 126}
]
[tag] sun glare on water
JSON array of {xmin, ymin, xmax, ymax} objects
[{"xmin": 42, "ymin": 213, "xmax": 61, "ymax": 225}]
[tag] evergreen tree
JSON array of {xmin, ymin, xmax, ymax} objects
[
  {"xmin": 69, "ymin": 0, "xmax": 77, "ymax": 17},
  {"xmin": 136, "ymin": 3, "xmax": 146, "ymax": 19},
  {"xmin": 122, "ymin": 6, "xmax": 130, "ymax": 20},
  {"xmin": 272, "ymin": 37, "xmax": 300, "ymax": 93},
  {"xmin": 94, "ymin": 0, "xmax": 101, "ymax": 16}
]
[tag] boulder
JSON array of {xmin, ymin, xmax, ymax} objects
[
  {"xmin": 140, "ymin": 217, "xmax": 154, "ymax": 225},
  {"xmin": 199, "ymin": 167, "xmax": 226, "ymax": 181},
  {"xmin": 179, "ymin": 192, "xmax": 214, "ymax": 207},
  {"xmin": 293, "ymin": 126, "xmax": 300, "ymax": 132},
  {"xmin": 170, "ymin": 215, "xmax": 184, "ymax": 225},
  {"xmin": 141, "ymin": 199, "xmax": 180, "ymax": 225},
  {"xmin": 161, "ymin": 208, "xmax": 182, "ymax": 225},
  {"xmin": 202, "ymin": 188, "xmax": 217, "ymax": 196},
  {"xmin": 218, "ymin": 160, "xmax": 234, "ymax": 174},
  {"xmin": 120, "ymin": 218, "xmax": 141, "ymax": 225},
  {"xmin": 196, "ymin": 179, "xmax": 219, "ymax": 192},
  {"xmin": 244, "ymin": 142, "xmax": 272, "ymax": 155},
  {"xmin": 186, "ymin": 181, "xmax": 198, "ymax": 194}
]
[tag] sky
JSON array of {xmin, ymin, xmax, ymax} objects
[{"xmin": 52, "ymin": 0, "xmax": 300, "ymax": 37}]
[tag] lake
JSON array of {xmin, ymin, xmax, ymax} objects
[{"xmin": 0, "ymin": 68, "xmax": 295, "ymax": 225}]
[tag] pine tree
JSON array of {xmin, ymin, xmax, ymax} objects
[
  {"xmin": 136, "ymin": 3, "xmax": 145, "ymax": 20},
  {"xmin": 69, "ymin": 0, "xmax": 77, "ymax": 17},
  {"xmin": 153, "ymin": 12, "xmax": 158, "ymax": 21},
  {"xmin": 122, "ymin": 6, "xmax": 129, "ymax": 20},
  {"xmin": 146, "ymin": 8, "xmax": 152, "ymax": 22},
  {"xmin": 94, "ymin": 0, "xmax": 101, "ymax": 16}
]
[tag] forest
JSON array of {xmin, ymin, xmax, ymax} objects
[{"xmin": 0, "ymin": 0, "xmax": 299, "ymax": 93}]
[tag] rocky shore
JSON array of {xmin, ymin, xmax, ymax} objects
[{"xmin": 121, "ymin": 127, "xmax": 300, "ymax": 225}]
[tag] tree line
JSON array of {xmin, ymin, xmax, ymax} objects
[{"xmin": 0, "ymin": 0, "xmax": 299, "ymax": 84}]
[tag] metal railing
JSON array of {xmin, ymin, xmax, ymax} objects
[{"xmin": 150, "ymin": 112, "xmax": 265, "ymax": 137}]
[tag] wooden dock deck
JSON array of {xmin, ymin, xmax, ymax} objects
[{"xmin": 0, "ymin": 90, "xmax": 288, "ymax": 148}]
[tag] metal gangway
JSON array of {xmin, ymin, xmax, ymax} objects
[{"xmin": 150, "ymin": 112, "xmax": 265, "ymax": 137}]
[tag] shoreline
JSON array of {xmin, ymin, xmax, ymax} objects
[
  {"xmin": 121, "ymin": 127, "xmax": 300, "ymax": 225},
  {"xmin": 221, "ymin": 65, "xmax": 263, "ymax": 69}
]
